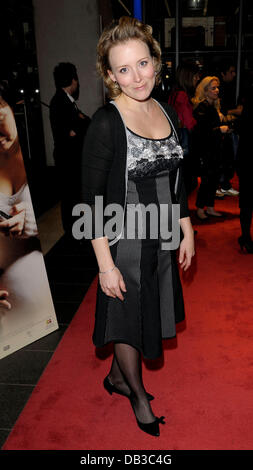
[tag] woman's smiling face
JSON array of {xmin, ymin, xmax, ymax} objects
[
  {"xmin": 205, "ymin": 80, "xmax": 219, "ymax": 103},
  {"xmin": 107, "ymin": 39, "xmax": 156, "ymax": 102}
]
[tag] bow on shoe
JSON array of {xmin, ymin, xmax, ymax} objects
[{"xmin": 157, "ymin": 416, "xmax": 166, "ymax": 425}]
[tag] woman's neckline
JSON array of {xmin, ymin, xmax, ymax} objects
[
  {"xmin": 126, "ymin": 126, "xmax": 172, "ymax": 141},
  {"xmin": 111, "ymin": 98, "xmax": 173, "ymax": 141},
  {"xmin": 204, "ymin": 98, "xmax": 215, "ymax": 106},
  {"xmin": 0, "ymin": 183, "xmax": 26, "ymax": 199}
]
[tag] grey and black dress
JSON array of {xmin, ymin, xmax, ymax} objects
[{"xmin": 90, "ymin": 104, "xmax": 187, "ymax": 360}]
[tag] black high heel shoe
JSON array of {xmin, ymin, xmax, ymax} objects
[
  {"xmin": 135, "ymin": 415, "xmax": 165, "ymax": 437},
  {"xmin": 238, "ymin": 236, "xmax": 253, "ymax": 254},
  {"xmin": 104, "ymin": 376, "xmax": 154, "ymax": 401},
  {"xmin": 129, "ymin": 392, "xmax": 165, "ymax": 437}
]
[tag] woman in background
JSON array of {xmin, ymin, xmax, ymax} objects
[
  {"xmin": 192, "ymin": 76, "xmax": 229, "ymax": 220},
  {"xmin": 0, "ymin": 88, "xmax": 55, "ymax": 338},
  {"xmin": 0, "ymin": 93, "xmax": 30, "ymax": 237},
  {"xmin": 168, "ymin": 61, "xmax": 199, "ymax": 194}
]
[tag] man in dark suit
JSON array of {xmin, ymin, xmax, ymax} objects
[
  {"xmin": 216, "ymin": 61, "xmax": 241, "ymax": 197},
  {"xmin": 50, "ymin": 62, "xmax": 90, "ymax": 235}
]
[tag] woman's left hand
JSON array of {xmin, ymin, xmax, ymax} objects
[
  {"xmin": 0, "ymin": 202, "xmax": 26, "ymax": 237},
  {"xmin": 179, "ymin": 234, "xmax": 195, "ymax": 271}
]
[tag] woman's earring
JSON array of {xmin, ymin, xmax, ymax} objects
[{"xmin": 114, "ymin": 81, "xmax": 120, "ymax": 88}]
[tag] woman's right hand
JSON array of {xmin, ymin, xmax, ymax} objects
[
  {"xmin": 99, "ymin": 267, "xmax": 127, "ymax": 301},
  {"xmin": 0, "ymin": 202, "xmax": 26, "ymax": 237},
  {"xmin": 220, "ymin": 125, "xmax": 229, "ymax": 134}
]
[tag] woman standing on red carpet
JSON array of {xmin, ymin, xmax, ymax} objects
[
  {"xmin": 168, "ymin": 61, "xmax": 199, "ymax": 194},
  {"xmin": 80, "ymin": 16, "xmax": 195, "ymax": 437},
  {"xmin": 191, "ymin": 76, "xmax": 230, "ymax": 220}
]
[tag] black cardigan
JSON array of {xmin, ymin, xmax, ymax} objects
[
  {"xmin": 192, "ymin": 99, "xmax": 223, "ymax": 171},
  {"xmin": 80, "ymin": 101, "xmax": 189, "ymax": 242}
]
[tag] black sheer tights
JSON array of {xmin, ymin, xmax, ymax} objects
[{"xmin": 108, "ymin": 343, "xmax": 155, "ymax": 424}]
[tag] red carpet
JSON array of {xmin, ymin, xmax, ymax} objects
[{"xmin": 3, "ymin": 180, "xmax": 253, "ymax": 450}]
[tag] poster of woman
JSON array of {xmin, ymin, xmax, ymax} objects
[{"xmin": 0, "ymin": 88, "xmax": 58, "ymax": 360}]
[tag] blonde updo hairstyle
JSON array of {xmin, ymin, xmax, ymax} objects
[
  {"xmin": 192, "ymin": 76, "xmax": 221, "ymax": 112},
  {"xmin": 96, "ymin": 16, "xmax": 162, "ymax": 99}
]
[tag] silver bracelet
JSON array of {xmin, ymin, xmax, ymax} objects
[{"xmin": 99, "ymin": 266, "xmax": 116, "ymax": 275}]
